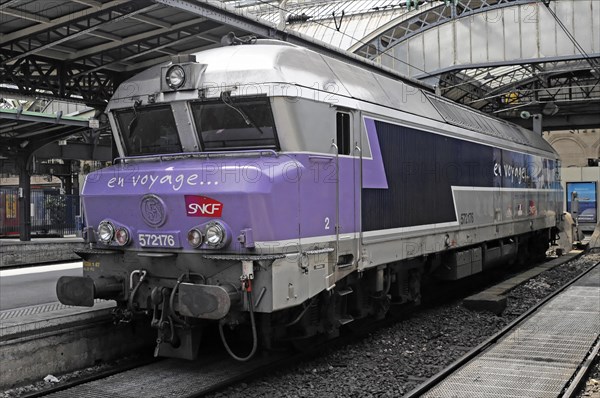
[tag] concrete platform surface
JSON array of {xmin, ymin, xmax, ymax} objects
[
  {"xmin": 0, "ymin": 237, "xmax": 84, "ymax": 268},
  {"xmin": 0, "ymin": 237, "xmax": 84, "ymax": 245},
  {"xmin": 0, "ymin": 300, "xmax": 115, "ymax": 341},
  {"xmin": 427, "ymin": 265, "xmax": 600, "ymax": 398},
  {"xmin": 463, "ymin": 250, "xmax": 584, "ymax": 314},
  {"xmin": 0, "ymin": 300, "xmax": 155, "ymax": 389}
]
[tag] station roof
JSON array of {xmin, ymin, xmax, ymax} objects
[
  {"xmin": 1, "ymin": 0, "xmax": 598, "ymax": 140},
  {"xmin": 0, "ymin": 106, "xmax": 93, "ymax": 173},
  {"xmin": 224, "ymin": 0, "xmax": 409, "ymax": 50},
  {"xmin": 0, "ymin": 0, "xmax": 430, "ymax": 175},
  {"xmin": 0, "ymin": 0, "xmax": 428, "ymax": 105},
  {"xmin": 0, "ymin": 0, "xmax": 247, "ymax": 105}
]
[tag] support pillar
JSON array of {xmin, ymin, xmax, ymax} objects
[
  {"xmin": 73, "ymin": 171, "xmax": 80, "ymax": 196},
  {"xmin": 63, "ymin": 173, "xmax": 73, "ymax": 196},
  {"xmin": 17, "ymin": 155, "xmax": 32, "ymax": 241},
  {"xmin": 532, "ymin": 114, "xmax": 543, "ymax": 135}
]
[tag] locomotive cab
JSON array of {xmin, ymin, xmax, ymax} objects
[{"xmin": 57, "ymin": 44, "xmax": 364, "ymax": 360}]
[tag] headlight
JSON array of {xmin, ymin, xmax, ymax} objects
[
  {"xmin": 166, "ymin": 65, "xmax": 185, "ymax": 89},
  {"xmin": 97, "ymin": 221, "xmax": 114, "ymax": 243},
  {"xmin": 187, "ymin": 228, "xmax": 204, "ymax": 248},
  {"xmin": 205, "ymin": 223, "xmax": 225, "ymax": 247},
  {"xmin": 115, "ymin": 227, "xmax": 130, "ymax": 246}
]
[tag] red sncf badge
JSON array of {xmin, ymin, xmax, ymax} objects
[{"xmin": 185, "ymin": 195, "xmax": 223, "ymax": 217}]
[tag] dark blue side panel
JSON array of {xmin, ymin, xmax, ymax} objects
[{"xmin": 362, "ymin": 121, "xmax": 494, "ymax": 231}]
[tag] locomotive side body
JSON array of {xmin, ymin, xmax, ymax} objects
[{"xmin": 57, "ymin": 42, "xmax": 562, "ymax": 359}]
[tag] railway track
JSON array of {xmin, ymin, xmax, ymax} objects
[
  {"xmin": 17, "ymin": 296, "xmax": 418, "ymax": 397},
  {"xmin": 22, "ymin": 313, "xmax": 396, "ymax": 398},
  {"xmin": 403, "ymin": 261, "xmax": 600, "ymax": 398},
  {"xmin": 16, "ymin": 257, "xmax": 596, "ymax": 398},
  {"xmin": 22, "ymin": 351, "xmax": 292, "ymax": 398}
]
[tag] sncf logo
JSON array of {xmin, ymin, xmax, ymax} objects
[{"xmin": 185, "ymin": 195, "xmax": 223, "ymax": 217}]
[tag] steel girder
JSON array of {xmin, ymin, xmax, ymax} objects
[
  {"xmin": 439, "ymin": 59, "xmax": 600, "ymax": 112},
  {"xmin": 351, "ymin": 0, "xmax": 528, "ymax": 59},
  {"xmin": 347, "ymin": 0, "xmax": 600, "ymax": 129},
  {"xmin": 435, "ymin": 59, "xmax": 600, "ymax": 130},
  {"xmin": 0, "ymin": 1, "xmax": 241, "ymax": 104},
  {"xmin": 0, "ymin": 53, "xmax": 116, "ymax": 105},
  {"xmin": 0, "ymin": 1, "xmax": 157, "ymax": 64},
  {"xmin": 0, "ymin": 0, "xmax": 154, "ymax": 105}
]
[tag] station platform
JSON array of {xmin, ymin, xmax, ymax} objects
[
  {"xmin": 0, "ymin": 300, "xmax": 155, "ymax": 389},
  {"xmin": 0, "ymin": 300, "xmax": 115, "ymax": 340},
  {"xmin": 423, "ymin": 264, "xmax": 600, "ymax": 398},
  {"xmin": 0, "ymin": 237, "xmax": 84, "ymax": 268},
  {"xmin": 463, "ymin": 250, "xmax": 584, "ymax": 314}
]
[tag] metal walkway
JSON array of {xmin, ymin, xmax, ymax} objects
[{"xmin": 423, "ymin": 264, "xmax": 600, "ymax": 398}]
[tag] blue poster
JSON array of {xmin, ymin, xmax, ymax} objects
[{"xmin": 567, "ymin": 182, "xmax": 597, "ymax": 223}]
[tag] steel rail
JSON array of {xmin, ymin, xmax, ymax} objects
[
  {"xmin": 562, "ymin": 328, "xmax": 600, "ymax": 397},
  {"xmin": 402, "ymin": 260, "xmax": 600, "ymax": 398},
  {"xmin": 20, "ymin": 357, "xmax": 159, "ymax": 398}
]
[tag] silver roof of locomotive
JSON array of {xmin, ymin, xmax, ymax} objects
[{"xmin": 108, "ymin": 41, "xmax": 555, "ymax": 154}]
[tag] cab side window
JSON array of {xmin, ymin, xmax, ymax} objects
[{"xmin": 336, "ymin": 112, "xmax": 351, "ymax": 155}]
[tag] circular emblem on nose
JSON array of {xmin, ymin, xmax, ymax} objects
[{"xmin": 140, "ymin": 194, "xmax": 167, "ymax": 227}]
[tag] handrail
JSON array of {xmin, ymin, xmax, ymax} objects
[{"xmin": 114, "ymin": 149, "xmax": 279, "ymax": 164}]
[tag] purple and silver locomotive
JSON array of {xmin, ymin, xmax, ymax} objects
[{"xmin": 57, "ymin": 40, "xmax": 562, "ymax": 360}]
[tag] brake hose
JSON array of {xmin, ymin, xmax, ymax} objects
[{"xmin": 219, "ymin": 288, "xmax": 258, "ymax": 362}]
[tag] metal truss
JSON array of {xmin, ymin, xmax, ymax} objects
[
  {"xmin": 224, "ymin": 0, "xmax": 405, "ymax": 24},
  {"xmin": 68, "ymin": 20, "xmax": 222, "ymax": 77},
  {"xmin": 0, "ymin": 53, "xmax": 117, "ymax": 105},
  {"xmin": 0, "ymin": 0, "xmax": 153, "ymax": 104},
  {"xmin": 1, "ymin": 1, "xmax": 157, "ymax": 64},
  {"xmin": 437, "ymin": 58, "xmax": 600, "ymax": 119},
  {"xmin": 353, "ymin": 0, "xmax": 534, "ymax": 60},
  {"xmin": 0, "ymin": 0, "xmax": 236, "ymax": 105}
]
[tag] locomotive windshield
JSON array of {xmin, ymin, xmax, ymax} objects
[
  {"xmin": 191, "ymin": 96, "xmax": 278, "ymax": 151},
  {"xmin": 115, "ymin": 105, "xmax": 182, "ymax": 156}
]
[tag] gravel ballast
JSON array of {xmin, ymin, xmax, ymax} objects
[{"xmin": 210, "ymin": 252, "xmax": 600, "ymax": 398}]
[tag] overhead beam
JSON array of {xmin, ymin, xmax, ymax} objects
[
  {"xmin": 0, "ymin": 110, "xmax": 90, "ymax": 127},
  {"xmin": 35, "ymin": 141, "xmax": 112, "ymax": 161},
  {"xmin": 2, "ymin": 3, "xmax": 159, "ymax": 64},
  {"xmin": 0, "ymin": 0, "xmax": 23, "ymax": 11},
  {"xmin": 69, "ymin": 0, "xmax": 103, "ymax": 7},
  {"xmin": 0, "ymin": 121, "xmax": 41, "ymax": 136},
  {"xmin": 1, "ymin": 0, "xmax": 129, "ymax": 44},
  {"xmin": 71, "ymin": 22, "xmax": 220, "ymax": 77},
  {"xmin": 66, "ymin": 17, "xmax": 207, "ymax": 61},
  {"xmin": 132, "ymin": 14, "xmax": 172, "ymax": 28},
  {"xmin": 0, "ymin": 7, "xmax": 51, "ymax": 23},
  {"xmin": 507, "ymin": 112, "xmax": 600, "ymax": 131},
  {"xmin": 1, "ymin": 25, "xmax": 126, "ymax": 101},
  {"xmin": 85, "ymin": 30, "xmax": 123, "ymax": 42}
]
